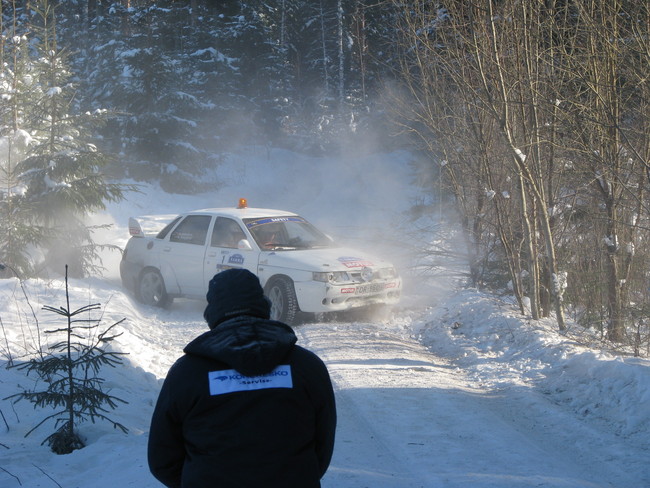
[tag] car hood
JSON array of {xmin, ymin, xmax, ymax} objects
[{"xmin": 259, "ymin": 246, "xmax": 395, "ymax": 272}]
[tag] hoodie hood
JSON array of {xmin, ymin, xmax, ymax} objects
[
  {"xmin": 184, "ymin": 315, "xmax": 297, "ymax": 376},
  {"xmin": 203, "ymin": 268, "xmax": 271, "ymax": 329}
]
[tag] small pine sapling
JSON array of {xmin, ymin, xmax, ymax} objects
[{"xmin": 5, "ymin": 266, "xmax": 128, "ymax": 454}]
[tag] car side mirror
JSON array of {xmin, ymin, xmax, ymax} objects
[{"xmin": 238, "ymin": 239, "xmax": 253, "ymax": 250}]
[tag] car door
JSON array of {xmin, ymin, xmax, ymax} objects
[
  {"xmin": 204, "ymin": 217, "xmax": 258, "ymax": 290},
  {"xmin": 160, "ymin": 214, "xmax": 212, "ymax": 297}
]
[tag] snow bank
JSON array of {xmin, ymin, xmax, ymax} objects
[{"xmin": 414, "ymin": 288, "xmax": 650, "ymax": 444}]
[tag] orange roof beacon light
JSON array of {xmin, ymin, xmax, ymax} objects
[{"xmin": 238, "ymin": 198, "xmax": 248, "ymax": 209}]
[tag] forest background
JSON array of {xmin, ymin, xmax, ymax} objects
[{"xmin": 0, "ymin": 0, "xmax": 649, "ymax": 352}]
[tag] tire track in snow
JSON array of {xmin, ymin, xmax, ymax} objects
[
  {"xmin": 296, "ymin": 322, "xmax": 474, "ymax": 487},
  {"xmin": 114, "ymin": 296, "xmax": 206, "ymax": 378}
]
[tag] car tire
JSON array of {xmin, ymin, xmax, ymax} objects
[
  {"xmin": 266, "ymin": 277, "xmax": 299, "ymax": 325},
  {"xmin": 137, "ymin": 268, "xmax": 172, "ymax": 308}
]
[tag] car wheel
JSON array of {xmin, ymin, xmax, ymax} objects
[
  {"xmin": 137, "ymin": 268, "xmax": 172, "ymax": 308},
  {"xmin": 266, "ymin": 277, "xmax": 299, "ymax": 325}
]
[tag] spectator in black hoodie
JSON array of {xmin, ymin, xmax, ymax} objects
[{"xmin": 148, "ymin": 268, "xmax": 336, "ymax": 488}]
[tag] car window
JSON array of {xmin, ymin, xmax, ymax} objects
[
  {"xmin": 211, "ymin": 217, "xmax": 246, "ymax": 249},
  {"xmin": 244, "ymin": 216, "xmax": 333, "ymax": 250},
  {"xmin": 156, "ymin": 216, "xmax": 182, "ymax": 239},
  {"xmin": 169, "ymin": 215, "xmax": 211, "ymax": 246}
]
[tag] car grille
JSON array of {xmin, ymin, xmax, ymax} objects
[{"xmin": 347, "ymin": 267, "xmax": 397, "ymax": 284}]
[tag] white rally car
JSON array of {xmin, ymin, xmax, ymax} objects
[{"xmin": 120, "ymin": 199, "xmax": 401, "ymax": 324}]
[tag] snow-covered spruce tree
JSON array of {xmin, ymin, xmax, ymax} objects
[
  {"xmin": 0, "ymin": 1, "xmax": 130, "ymax": 278},
  {"xmin": 70, "ymin": 2, "xmax": 238, "ymax": 192},
  {"xmin": 5, "ymin": 265, "xmax": 128, "ymax": 455},
  {"xmin": 0, "ymin": 25, "xmax": 50, "ymax": 278}
]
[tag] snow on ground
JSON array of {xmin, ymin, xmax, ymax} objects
[{"xmin": 0, "ymin": 147, "xmax": 648, "ymax": 487}]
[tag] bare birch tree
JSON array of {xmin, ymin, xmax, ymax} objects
[
  {"xmin": 392, "ymin": 1, "xmax": 568, "ymax": 328},
  {"xmin": 555, "ymin": 0, "xmax": 650, "ymax": 341},
  {"xmin": 392, "ymin": 0, "xmax": 650, "ymax": 342}
]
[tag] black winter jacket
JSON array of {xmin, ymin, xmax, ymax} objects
[{"xmin": 147, "ymin": 316, "xmax": 336, "ymax": 488}]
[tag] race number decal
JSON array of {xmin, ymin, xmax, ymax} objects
[
  {"xmin": 338, "ymin": 256, "xmax": 374, "ymax": 268},
  {"xmin": 208, "ymin": 365, "xmax": 293, "ymax": 395}
]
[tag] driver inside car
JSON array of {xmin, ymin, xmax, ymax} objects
[{"xmin": 257, "ymin": 224, "xmax": 282, "ymax": 249}]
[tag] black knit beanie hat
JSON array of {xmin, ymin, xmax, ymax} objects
[{"xmin": 203, "ymin": 269, "xmax": 271, "ymax": 329}]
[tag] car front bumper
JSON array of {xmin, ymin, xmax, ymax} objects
[{"xmin": 294, "ymin": 278, "xmax": 402, "ymax": 313}]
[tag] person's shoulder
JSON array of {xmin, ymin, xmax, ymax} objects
[
  {"xmin": 289, "ymin": 344, "xmax": 329, "ymax": 371},
  {"xmin": 166, "ymin": 351, "xmax": 215, "ymax": 376},
  {"xmin": 291, "ymin": 343, "xmax": 321, "ymax": 358},
  {"xmin": 164, "ymin": 354, "xmax": 189, "ymax": 377},
  {"xmin": 287, "ymin": 346, "xmax": 334, "ymax": 398}
]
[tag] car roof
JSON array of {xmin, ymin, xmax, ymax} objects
[{"xmin": 186, "ymin": 207, "xmax": 299, "ymax": 220}]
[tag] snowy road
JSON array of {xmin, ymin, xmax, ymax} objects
[{"xmin": 296, "ymin": 321, "xmax": 641, "ymax": 488}]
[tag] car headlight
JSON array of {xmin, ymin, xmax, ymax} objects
[
  {"xmin": 313, "ymin": 271, "xmax": 351, "ymax": 283},
  {"xmin": 377, "ymin": 267, "xmax": 398, "ymax": 279}
]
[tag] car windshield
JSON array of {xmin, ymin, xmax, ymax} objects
[{"xmin": 244, "ymin": 216, "xmax": 334, "ymax": 250}]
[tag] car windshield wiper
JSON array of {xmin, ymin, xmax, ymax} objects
[
  {"xmin": 265, "ymin": 244, "xmax": 298, "ymax": 250},
  {"xmin": 265, "ymin": 241, "xmax": 332, "ymax": 250}
]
